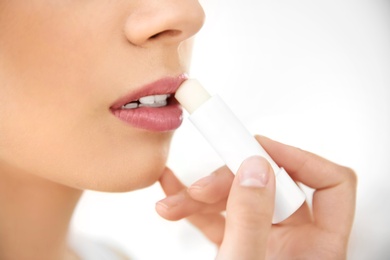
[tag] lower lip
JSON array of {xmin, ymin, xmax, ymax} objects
[{"xmin": 111, "ymin": 100, "xmax": 183, "ymax": 132}]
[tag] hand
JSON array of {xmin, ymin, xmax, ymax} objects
[{"xmin": 156, "ymin": 136, "xmax": 357, "ymax": 259}]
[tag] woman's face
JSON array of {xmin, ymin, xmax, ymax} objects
[{"xmin": 0, "ymin": 1, "xmax": 204, "ymax": 191}]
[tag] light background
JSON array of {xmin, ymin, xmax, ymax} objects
[{"xmin": 71, "ymin": 0, "xmax": 390, "ymax": 259}]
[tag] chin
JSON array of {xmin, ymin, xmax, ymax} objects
[
  {"xmin": 92, "ymin": 163, "xmax": 167, "ymax": 193},
  {"xmin": 3, "ymin": 125, "xmax": 175, "ymax": 193},
  {"xmin": 69, "ymin": 136, "xmax": 172, "ymax": 192},
  {"xmin": 55, "ymin": 157, "xmax": 167, "ymax": 193}
]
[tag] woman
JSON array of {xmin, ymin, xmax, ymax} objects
[{"xmin": 0, "ymin": 1, "xmax": 356, "ymax": 259}]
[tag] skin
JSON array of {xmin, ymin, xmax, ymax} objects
[{"xmin": 0, "ymin": 1, "xmax": 357, "ymax": 259}]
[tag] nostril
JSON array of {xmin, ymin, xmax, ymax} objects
[{"xmin": 150, "ymin": 30, "xmax": 181, "ymax": 40}]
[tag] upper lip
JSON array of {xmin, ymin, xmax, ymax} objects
[{"xmin": 110, "ymin": 74, "xmax": 188, "ymax": 110}]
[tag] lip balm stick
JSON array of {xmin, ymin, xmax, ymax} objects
[{"xmin": 175, "ymin": 79, "xmax": 305, "ymax": 223}]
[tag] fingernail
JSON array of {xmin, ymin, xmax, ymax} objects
[
  {"xmin": 189, "ymin": 172, "xmax": 216, "ymax": 191},
  {"xmin": 156, "ymin": 193, "xmax": 185, "ymax": 210},
  {"xmin": 239, "ymin": 156, "xmax": 270, "ymax": 188}
]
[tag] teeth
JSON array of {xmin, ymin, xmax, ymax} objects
[
  {"xmin": 139, "ymin": 94, "xmax": 170, "ymax": 104},
  {"xmin": 122, "ymin": 94, "xmax": 171, "ymax": 109},
  {"xmin": 154, "ymin": 94, "xmax": 171, "ymax": 102},
  {"xmin": 122, "ymin": 102, "xmax": 138, "ymax": 109},
  {"xmin": 139, "ymin": 100, "xmax": 167, "ymax": 108},
  {"xmin": 139, "ymin": 96, "xmax": 155, "ymax": 105}
]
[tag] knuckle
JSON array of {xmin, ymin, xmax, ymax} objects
[{"xmin": 340, "ymin": 166, "xmax": 358, "ymax": 187}]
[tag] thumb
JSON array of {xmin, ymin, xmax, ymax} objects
[{"xmin": 217, "ymin": 156, "xmax": 275, "ymax": 260}]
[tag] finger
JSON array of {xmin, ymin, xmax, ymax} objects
[
  {"xmin": 187, "ymin": 166, "xmax": 234, "ymax": 204},
  {"xmin": 157, "ymin": 168, "xmax": 201, "ymax": 220},
  {"xmin": 218, "ymin": 156, "xmax": 275, "ymax": 260},
  {"xmin": 256, "ymin": 135, "xmax": 357, "ymax": 236},
  {"xmin": 157, "ymin": 168, "xmax": 227, "ymax": 220},
  {"xmin": 156, "ymin": 189, "xmax": 227, "ymax": 221},
  {"xmin": 156, "ymin": 168, "xmax": 226, "ymax": 245},
  {"xmin": 158, "ymin": 167, "xmax": 185, "ymax": 196}
]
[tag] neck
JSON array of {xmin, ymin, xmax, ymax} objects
[{"xmin": 0, "ymin": 163, "xmax": 83, "ymax": 260}]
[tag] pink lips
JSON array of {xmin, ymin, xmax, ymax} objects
[{"xmin": 110, "ymin": 74, "xmax": 187, "ymax": 132}]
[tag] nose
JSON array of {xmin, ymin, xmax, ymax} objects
[{"xmin": 124, "ymin": 0, "xmax": 205, "ymax": 46}]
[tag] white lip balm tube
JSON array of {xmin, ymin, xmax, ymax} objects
[{"xmin": 175, "ymin": 79, "xmax": 305, "ymax": 223}]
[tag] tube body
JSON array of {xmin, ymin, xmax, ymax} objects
[{"xmin": 189, "ymin": 95, "xmax": 305, "ymax": 223}]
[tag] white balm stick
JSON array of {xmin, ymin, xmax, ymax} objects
[{"xmin": 175, "ymin": 79, "xmax": 305, "ymax": 223}]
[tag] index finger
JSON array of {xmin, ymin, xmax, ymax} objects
[{"xmin": 256, "ymin": 135, "xmax": 357, "ymax": 237}]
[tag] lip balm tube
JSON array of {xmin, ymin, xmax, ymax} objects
[{"xmin": 175, "ymin": 79, "xmax": 305, "ymax": 223}]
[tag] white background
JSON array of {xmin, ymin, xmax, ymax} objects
[{"xmin": 71, "ymin": 0, "xmax": 390, "ymax": 259}]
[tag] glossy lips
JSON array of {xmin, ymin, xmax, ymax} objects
[{"xmin": 110, "ymin": 75, "xmax": 187, "ymax": 132}]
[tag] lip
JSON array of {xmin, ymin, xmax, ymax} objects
[{"xmin": 110, "ymin": 74, "xmax": 187, "ymax": 132}]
